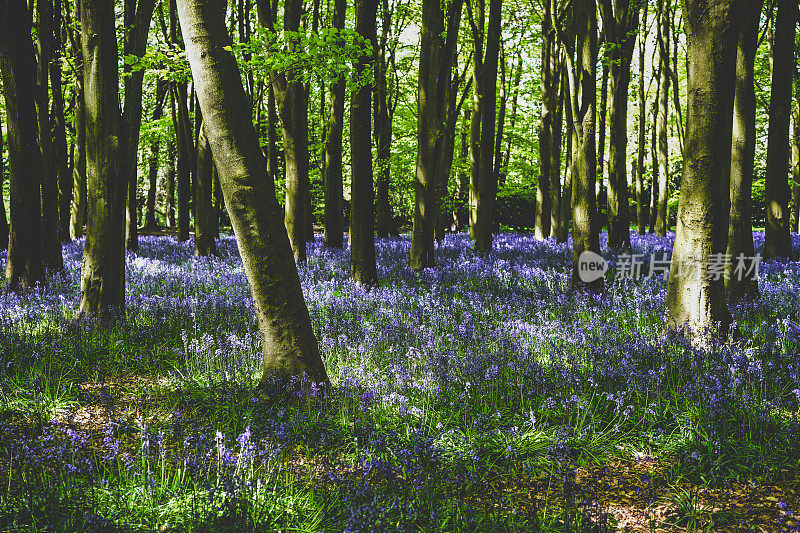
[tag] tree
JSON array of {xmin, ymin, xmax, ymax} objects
[
  {"xmin": 69, "ymin": 0, "xmax": 87, "ymax": 240},
  {"xmin": 725, "ymin": 0, "xmax": 762, "ymax": 301},
  {"xmin": 763, "ymin": 0, "xmax": 794, "ymax": 260},
  {"xmin": 536, "ymin": 0, "xmax": 557, "ymax": 240},
  {"xmin": 634, "ymin": 0, "xmax": 649, "ymax": 235},
  {"xmin": 0, "ymin": 111, "xmax": 8, "ymax": 250},
  {"xmin": 323, "ymin": 0, "xmax": 346, "ymax": 248},
  {"xmin": 654, "ymin": 0, "xmax": 670, "ymax": 236},
  {"xmin": 122, "ymin": 0, "xmax": 159, "ymax": 251},
  {"xmin": 350, "ymin": 0, "xmax": 379, "ymax": 286},
  {"xmin": 79, "ymin": 0, "xmax": 127, "ymax": 316},
  {"xmin": 195, "ymin": 122, "xmax": 217, "ymax": 256},
  {"xmin": 176, "ymin": 0, "xmax": 329, "ymax": 389},
  {"xmin": 666, "ymin": 0, "xmax": 739, "ymax": 337},
  {"xmin": 36, "ymin": 0, "xmax": 64, "ymax": 270},
  {"xmin": 599, "ymin": 0, "xmax": 640, "ymax": 250},
  {"xmin": 555, "ymin": 0, "xmax": 603, "ymax": 290},
  {"xmin": 410, "ymin": 0, "xmax": 464, "ymax": 268},
  {"xmin": 0, "ymin": 0, "xmax": 45, "ymax": 290},
  {"xmin": 468, "ymin": 0, "xmax": 502, "ymax": 256}
]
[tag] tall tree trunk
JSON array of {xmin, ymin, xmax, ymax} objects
[
  {"xmin": 0, "ymin": 110, "xmax": 7, "ymax": 249},
  {"xmin": 410, "ymin": 0, "xmax": 464, "ymax": 268},
  {"xmin": 123, "ymin": 0, "xmax": 158, "ymax": 251},
  {"xmin": 195, "ymin": 122, "xmax": 217, "ymax": 256},
  {"xmin": 350, "ymin": 0, "xmax": 379, "ymax": 286},
  {"xmin": 143, "ymin": 79, "xmax": 168, "ymax": 229},
  {"xmin": 374, "ymin": 0, "xmax": 395, "ymax": 238},
  {"xmin": 493, "ymin": 44, "xmax": 507, "ymax": 190},
  {"xmin": 565, "ymin": 0, "xmax": 602, "ymax": 290},
  {"xmin": 649, "ymin": 77, "xmax": 659, "ymax": 233},
  {"xmin": 654, "ymin": 0, "xmax": 670, "ymax": 236},
  {"xmin": 536, "ymin": 1, "xmax": 556, "ymax": 240},
  {"xmin": 52, "ymin": 0, "xmax": 70, "ymax": 242},
  {"xmin": 469, "ymin": 0, "xmax": 502, "ymax": 256},
  {"xmin": 166, "ymin": 138, "xmax": 176, "ymax": 227},
  {"xmin": 635, "ymin": 0, "xmax": 648, "ymax": 235},
  {"xmin": 323, "ymin": 0, "xmax": 345, "ymax": 248},
  {"xmin": 69, "ymin": 0, "xmax": 87, "ymax": 240},
  {"xmin": 79, "ymin": 0, "xmax": 126, "ymax": 316},
  {"xmin": 600, "ymin": 0, "xmax": 640, "ymax": 250},
  {"xmin": 725, "ymin": 0, "xmax": 762, "ymax": 301},
  {"xmin": 666, "ymin": 0, "xmax": 739, "ymax": 338},
  {"xmin": 453, "ymin": 109, "xmax": 470, "ymax": 230},
  {"xmin": 550, "ymin": 60, "xmax": 564, "ymax": 239},
  {"xmin": 596, "ymin": 57, "xmax": 608, "ymax": 236},
  {"xmin": 763, "ymin": 0, "xmax": 794, "ymax": 260},
  {"xmin": 558, "ymin": 63, "xmax": 572, "ymax": 244},
  {"xmin": 0, "ymin": 0, "xmax": 45, "ymax": 289},
  {"xmin": 37, "ymin": 0, "xmax": 64, "ymax": 270},
  {"xmin": 177, "ymin": 0, "xmax": 329, "ymax": 390},
  {"xmin": 792, "ymin": 65, "xmax": 800, "ymax": 233},
  {"xmin": 174, "ymin": 81, "xmax": 193, "ymax": 242}
]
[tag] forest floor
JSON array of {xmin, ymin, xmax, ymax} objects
[{"xmin": 1, "ymin": 231, "xmax": 799, "ymax": 531}]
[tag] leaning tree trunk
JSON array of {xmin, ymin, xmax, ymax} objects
[
  {"xmin": 323, "ymin": 0, "xmax": 345, "ymax": 248},
  {"xmin": 725, "ymin": 0, "xmax": 762, "ymax": 302},
  {"xmin": 177, "ymin": 0, "xmax": 329, "ymax": 390},
  {"xmin": 349, "ymin": 0, "xmax": 379, "ymax": 286},
  {"xmin": 665, "ymin": 0, "xmax": 739, "ymax": 338},
  {"xmin": 0, "ymin": 0, "xmax": 44, "ymax": 285},
  {"xmin": 763, "ymin": 0, "xmax": 794, "ymax": 260},
  {"xmin": 410, "ymin": 0, "xmax": 464, "ymax": 268},
  {"xmin": 122, "ymin": 0, "xmax": 158, "ymax": 252},
  {"xmin": 79, "ymin": 0, "xmax": 127, "ymax": 316}
]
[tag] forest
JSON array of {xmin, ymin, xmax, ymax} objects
[{"xmin": 1, "ymin": 0, "xmax": 800, "ymax": 529}]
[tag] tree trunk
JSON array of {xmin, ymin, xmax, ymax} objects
[
  {"xmin": 166, "ymin": 139, "xmax": 176, "ymax": 227},
  {"xmin": 596, "ymin": 58, "xmax": 608, "ymax": 236},
  {"xmin": 649, "ymin": 80, "xmax": 659, "ymax": 233},
  {"xmin": 665, "ymin": 0, "xmax": 739, "ymax": 338},
  {"xmin": 635, "ymin": 0, "xmax": 648, "ymax": 235},
  {"xmin": 410, "ymin": 0, "xmax": 464, "ymax": 268},
  {"xmin": 654, "ymin": 0, "xmax": 670, "ymax": 236},
  {"xmin": 601, "ymin": 0, "xmax": 640, "ymax": 250},
  {"xmin": 550, "ymin": 60, "xmax": 564, "ymax": 239},
  {"xmin": 177, "ymin": 0, "xmax": 329, "ymax": 390},
  {"xmin": 173, "ymin": 81, "xmax": 193, "ymax": 242},
  {"xmin": 52, "ymin": 0, "xmax": 71, "ymax": 243},
  {"xmin": 69, "ymin": 0, "xmax": 87, "ymax": 240},
  {"xmin": 763, "ymin": 0, "xmax": 794, "ymax": 260},
  {"xmin": 350, "ymin": 0, "xmax": 379, "ymax": 286},
  {"xmin": 79, "ymin": 0, "xmax": 126, "ymax": 316},
  {"xmin": 452, "ymin": 109, "xmax": 470, "ymax": 230},
  {"xmin": 123, "ymin": 0, "xmax": 158, "ymax": 251},
  {"xmin": 0, "ymin": 110, "xmax": 7, "ymax": 249},
  {"xmin": 536, "ymin": 2, "xmax": 555, "ymax": 240},
  {"xmin": 323, "ymin": 0, "xmax": 345, "ymax": 248},
  {"xmin": 469, "ymin": 0, "xmax": 502, "ymax": 256},
  {"xmin": 792, "ymin": 65, "xmax": 800, "ymax": 233},
  {"xmin": 558, "ymin": 64, "xmax": 572, "ymax": 244},
  {"xmin": 143, "ymin": 79, "xmax": 168, "ymax": 230},
  {"xmin": 0, "ymin": 0, "xmax": 45, "ymax": 285},
  {"xmin": 37, "ymin": 0, "xmax": 64, "ymax": 270},
  {"xmin": 195, "ymin": 122, "xmax": 217, "ymax": 256},
  {"xmin": 725, "ymin": 0, "xmax": 762, "ymax": 301}
]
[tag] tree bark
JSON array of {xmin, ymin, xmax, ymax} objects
[
  {"xmin": 792, "ymin": 64, "xmax": 800, "ymax": 233},
  {"xmin": 536, "ymin": 1, "xmax": 556, "ymax": 240},
  {"xmin": 123, "ymin": 0, "xmax": 158, "ymax": 251},
  {"xmin": 600, "ymin": 0, "xmax": 640, "ymax": 250},
  {"xmin": 52, "ymin": 0, "xmax": 71, "ymax": 243},
  {"xmin": 635, "ymin": 0, "xmax": 648, "ymax": 235},
  {"xmin": 410, "ymin": 0, "xmax": 464, "ymax": 268},
  {"xmin": 143, "ymin": 79, "xmax": 168, "ymax": 229},
  {"xmin": 173, "ymin": 81, "xmax": 193, "ymax": 242},
  {"xmin": 350, "ymin": 0, "xmax": 379, "ymax": 286},
  {"xmin": 79, "ymin": 0, "xmax": 126, "ymax": 316},
  {"xmin": 596, "ymin": 57, "xmax": 608, "ymax": 236},
  {"xmin": 469, "ymin": 0, "xmax": 502, "ymax": 256},
  {"xmin": 195, "ymin": 122, "xmax": 217, "ymax": 256},
  {"xmin": 166, "ymin": 138, "xmax": 176, "ymax": 227},
  {"xmin": 725, "ymin": 0, "xmax": 762, "ymax": 301},
  {"xmin": 37, "ymin": 0, "xmax": 64, "ymax": 270},
  {"xmin": 763, "ymin": 0, "xmax": 794, "ymax": 260},
  {"xmin": 0, "ymin": 110, "xmax": 7, "ymax": 250},
  {"xmin": 0, "ymin": 0, "xmax": 44, "ymax": 287},
  {"xmin": 177, "ymin": 0, "xmax": 329, "ymax": 390},
  {"xmin": 323, "ymin": 0, "xmax": 345, "ymax": 248},
  {"xmin": 665, "ymin": 0, "xmax": 739, "ymax": 338},
  {"xmin": 654, "ymin": 0, "xmax": 670, "ymax": 236},
  {"xmin": 69, "ymin": 0, "xmax": 87, "ymax": 240}
]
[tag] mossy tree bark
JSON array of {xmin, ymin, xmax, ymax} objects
[
  {"xmin": 177, "ymin": 0, "xmax": 329, "ymax": 389},
  {"xmin": 763, "ymin": 0, "xmax": 794, "ymax": 260},
  {"xmin": 410, "ymin": 0, "xmax": 464, "ymax": 268},
  {"xmin": 79, "ymin": 0, "xmax": 127, "ymax": 316},
  {"xmin": 725, "ymin": 0, "xmax": 762, "ymax": 302},
  {"xmin": 0, "ymin": 0, "xmax": 44, "ymax": 284},
  {"xmin": 323, "ymin": 0, "xmax": 345, "ymax": 249},
  {"xmin": 665, "ymin": 0, "xmax": 739, "ymax": 338}
]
